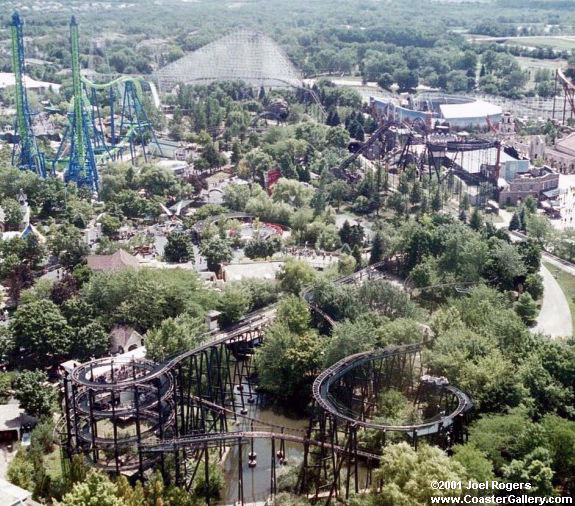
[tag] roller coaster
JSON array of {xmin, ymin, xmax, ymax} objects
[
  {"xmin": 9, "ymin": 13, "xmax": 162, "ymax": 193},
  {"xmin": 61, "ymin": 264, "xmax": 472, "ymax": 505}
]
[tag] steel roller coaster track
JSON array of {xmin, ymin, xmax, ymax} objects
[{"xmin": 62, "ymin": 262, "xmax": 472, "ymax": 505}]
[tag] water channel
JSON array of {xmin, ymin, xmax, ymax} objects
[{"xmin": 220, "ymin": 401, "xmax": 308, "ymax": 505}]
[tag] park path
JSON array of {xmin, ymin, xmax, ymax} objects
[{"xmin": 533, "ymin": 264, "xmax": 573, "ymax": 339}]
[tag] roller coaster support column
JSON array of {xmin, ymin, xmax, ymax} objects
[
  {"xmin": 57, "ymin": 17, "xmax": 99, "ymax": 193},
  {"xmin": 132, "ymin": 366, "xmax": 144, "ymax": 479},
  {"xmin": 10, "ymin": 13, "xmax": 47, "ymax": 177},
  {"xmin": 237, "ymin": 437, "xmax": 244, "ymax": 506},
  {"xmin": 204, "ymin": 442, "xmax": 210, "ymax": 506},
  {"xmin": 62, "ymin": 374, "xmax": 73, "ymax": 454},
  {"xmin": 156, "ymin": 380, "xmax": 166, "ymax": 479}
]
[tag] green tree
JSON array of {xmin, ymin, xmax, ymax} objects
[
  {"xmin": 13, "ymin": 370, "xmax": 56, "ymax": 418},
  {"xmin": 502, "ymin": 449, "xmax": 554, "ymax": 496},
  {"xmin": 517, "ymin": 239, "xmax": 542, "ymax": 274},
  {"xmin": 467, "ymin": 409, "xmax": 536, "ymax": 472},
  {"xmin": 509, "ymin": 212, "xmax": 521, "ymax": 231},
  {"xmin": 524, "ymin": 273, "xmax": 544, "ymax": 300},
  {"xmin": 218, "ymin": 283, "xmax": 252, "ymax": 327},
  {"xmin": 515, "ymin": 292, "xmax": 538, "ymax": 325},
  {"xmin": 255, "ymin": 322, "xmax": 322, "ymax": 402},
  {"xmin": 71, "ymin": 322, "xmax": 109, "ymax": 360},
  {"xmin": 369, "ymin": 233, "xmax": 386, "ymax": 265},
  {"xmin": 277, "ymin": 258, "xmax": 317, "ymax": 294},
  {"xmin": 469, "ymin": 208, "xmax": 483, "ymax": 230},
  {"xmin": 10, "ymin": 299, "xmax": 72, "ymax": 359},
  {"xmin": 526, "ymin": 214, "xmax": 552, "ymax": 245},
  {"xmin": 325, "ymin": 125, "xmax": 350, "ymax": 149},
  {"xmin": 200, "ymin": 236, "xmax": 233, "ymax": 272},
  {"xmin": 145, "ymin": 314, "xmax": 207, "ymax": 362},
  {"xmin": 164, "ymin": 230, "xmax": 195, "ymax": 263},
  {"xmin": 373, "ymin": 443, "xmax": 466, "ymax": 505},
  {"xmin": 49, "ymin": 224, "xmax": 89, "ymax": 270},
  {"xmin": 452, "ymin": 444, "xmax": 495, "ymax": 484},
  {"xmin": 542, "ymin": 414, "xmax": 575, "ymax": 494},
  {"xmin": 1, "ymin": 198, "xmax": 23, "ymax": 230},
  {"xmin": 99, "ymin": 215, "xmax": 122, "ymax": 239},
  {"xmin": 57, "ymin": 470, "xmax": 126, "ymax": 506}
]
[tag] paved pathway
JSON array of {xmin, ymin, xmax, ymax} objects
[{"xmin": 533, "ymin": 263, "xmax": 573, "ymax": 339}]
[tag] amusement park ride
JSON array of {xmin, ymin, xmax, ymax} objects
[
  {"xmin": 61, "ymin": 263, "xmax": 473, "ymax": 506},
  {"xmin": 9, "ymin": 13, "xmax": 162, "ymax": 195}
]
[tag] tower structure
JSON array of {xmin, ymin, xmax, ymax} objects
[
  {"xmin": 53, "ymin": 17, "xmax": 99, "ymax": 193},
  {"xmin": 10, "ymin": 12, "xmax": 47, "ymax": 177}
]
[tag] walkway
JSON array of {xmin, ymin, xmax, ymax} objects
[{"xmin": 533, "ymin": 263, "xmax": 573, "ymax": 339}]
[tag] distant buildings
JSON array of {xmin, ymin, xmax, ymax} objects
[{"xmin": 370, "ymin": 93, "xmax": 502, "ymax": 130}]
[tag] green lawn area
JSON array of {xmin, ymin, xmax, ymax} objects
[
  {"xmin": 469, "ymin": 34, "xmax": 575, "ymax": 51},
  {"xmin": 543, "ymin": 261, "xmax": 575, "ymax": 332},
  {"xmin": 511, "ymin": 37, "xmax": 575, "ymax": 51},
  {"xmin": 44, "ymin": 447, "xmax": 63, "ymax": 478},
  {"xmin": 515, "ymin": 56, "xmax": 567, "ymax": 89}
]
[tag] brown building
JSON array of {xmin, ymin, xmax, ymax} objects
[
  {"xmin": 87, "ymin": 249, "xmax": 140, "ymax": 273},
  {"xmin": 498, "ymin": 166, "xmax": 559, "ymax": 206}
]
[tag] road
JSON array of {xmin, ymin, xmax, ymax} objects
[
  {"xmin": 533, "ymin": 263, "xmax": 573, "ymax": 339},
  {"xmin": 509, "ymin": 231, "xmax": 575, "ymax": 276},
  {"xmin": 507, "ymin": 231, "xmax": 574, "ymax": 338}
]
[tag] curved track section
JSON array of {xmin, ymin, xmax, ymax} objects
[{"xmin": 313, "ymin": 344, "xmax": 472, "ymax": 436}]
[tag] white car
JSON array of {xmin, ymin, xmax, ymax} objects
[{"xmin": 20, "ymin": 432, "xmax": 31, "ymax": 447}]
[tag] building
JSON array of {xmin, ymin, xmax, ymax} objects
[
  {"xmin": 498, "ymin": 112, "xmax": 515, "ymax": 136},
  {"xmin": 0, "ymin": 72, "xmax": 60, "ymax": 94},
  {"xmin": 0, "ymin": 404, "xmax": 36, "ymax": 443},
  {"xmin": 498, "ymin": 166, "xmax": 559, "ymax": 206},
  {"xmin": 529, "ymin": 134, "xmax": 575, "ymax": 174},
  {"xmin": 110, "ymin": 325, "xmax": 144, "ymax": 354},
  {"xmin": 370, "ymin": 93, "xmax": 502, "ymax": 130},
  {"xmin": 87, "ymin": 249, "xmax": 140, "ymax": 273}
]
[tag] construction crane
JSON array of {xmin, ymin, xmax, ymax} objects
[{"xmin": 10, "ymin": 12, "xmax": 47, "ymax": 177}]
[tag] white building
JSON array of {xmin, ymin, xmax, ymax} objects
[{"xmin": 0, "ymin": 73, "xmax": 60, "ymax": 94}]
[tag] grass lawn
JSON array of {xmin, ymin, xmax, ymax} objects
[
  {"xmin": 43, "ymin": 446, "xmax": 63, "ymax": 478},
  {"xmin": 543, "ymin": 261, "xmax": 575, "ymax": 332},
  {"xmin": 515, "ymin": 56, "xmax": 567, "ymax": 89},
  {"xmin": 509, "ymin": 37, "xmax": 575, "ymax": 51}
]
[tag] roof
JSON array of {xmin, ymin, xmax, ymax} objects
[
  {"xmin": 555, "ymin": 133, "xmax": 575, "ymax": 152},
  {"xmin": 87, "ymin": 249, "xmax": 140, "ymax": 272},
  {"xmin": 110, "ymin": 325, "xmax": 142, "ymax": 349},
  {"xmin": 457, "ymin": 147, "xmax": 517, "ymax": 174},
  {"xmin": 0, "ymin": 404, "xmax": 35, "ymax": 433},
  {"xmin": 439, "ymin": 100, "xmax": 502, "ymax": 120},
  {"xmin": 0, "ymin": 72, "xmax": 60, "ymax": 92},
  {"xmin": 0, "ymin": 477, "xmax": 31, "ymax": 506},
  {"xmin": 223, "ymin": 261, "xmax": 284, "ymax": 282},
  {"xmin": 543, "ymin": 188, "xmax": 561, "ymax": 198}
]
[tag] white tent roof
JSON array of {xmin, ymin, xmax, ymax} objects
[
  {"xmin": 439, "ymin": 100, "xmax": 502, "ymax": 120},
  {"xmin": 0, "ymin": 72, "xmax": 60, "ymax": 92}
]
